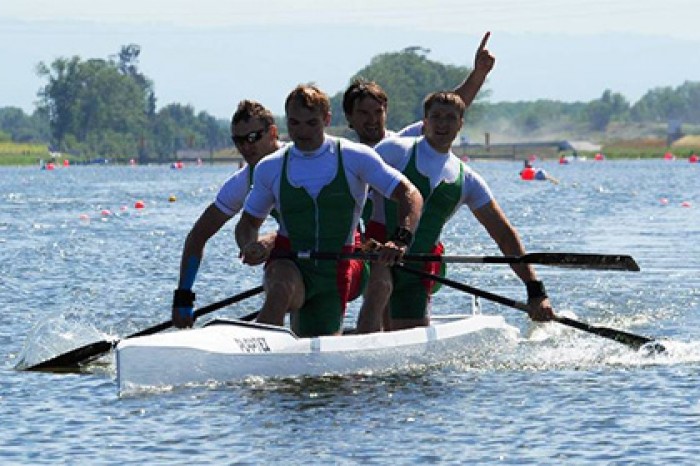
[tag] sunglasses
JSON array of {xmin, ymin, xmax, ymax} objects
[{"xmin": 232, "ymin": 128, "xmax": 268, "ymax": 145}]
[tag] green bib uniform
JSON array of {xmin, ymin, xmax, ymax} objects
[
  {"xmin": 278, "ymin": 143, "xmax": 361, "ymax": 337},
  {"xmin": 384, "ymin": 143, "xmax": 464, "ymax": 319}
]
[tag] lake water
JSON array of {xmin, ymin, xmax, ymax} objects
[{"xmin": 1, "ymin": 159, "xmax": 699, "ymax": 464}]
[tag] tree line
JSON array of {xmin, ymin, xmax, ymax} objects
[{"xmin": 1, "ymin": 44, "xmax": 699, "ymax": 161}]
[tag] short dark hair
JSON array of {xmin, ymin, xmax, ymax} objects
[
  {"xmin": 285, "ymin": 84, "xmax": 330, "ymax": 115},
  {"xmin": 230, "ymin": 100, "xmax": 274, "ymax": 135},
  {"xmin": 423, "ymin": 91, "xmax": 466, "ymax": 117},
  {"xmin": 342, "ymin": 78, "xmax": 388, "ymax": 116}
]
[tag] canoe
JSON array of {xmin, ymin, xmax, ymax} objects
[{"xmin": 116, "ymin": 311, "xmax": 519, "ymax": 394}]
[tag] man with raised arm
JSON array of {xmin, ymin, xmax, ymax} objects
[
  {"xmin": 341, "ymin": 32, "xmax": 496, "ymax": 331},
  {"xmin": 171, "ymin": 100, "xmax": 282, "ymax": 328},
  {"xmin": 235, "ymin": 84, "xmax": 423, "ymax": 337},
  {"xmin": 342, "ymin": 32, "xmax": 495, "ymax": 146},
  {"xmin": 363, "ymin": 91, "xmax": 555, "ymax": 331}
]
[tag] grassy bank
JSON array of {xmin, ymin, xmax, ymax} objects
[
  {"xmin": 1, "ymin": 138, "xmax": 698, "ymax": 166},
  {"xmin": 602, "ymin": 137, "xmax": 699, "ymax": 159},
  {"xmin": 0, "ymin": 142, "xmax": 50, "ymax": 166}
]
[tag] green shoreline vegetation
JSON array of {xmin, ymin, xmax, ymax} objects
[
  {"xmin": 4, "ymin": 139, "xmax": 698, "ymax": 167},
  {"xmin": 2, "ymin": 44, "xmax": 699, "ymax": 167}
]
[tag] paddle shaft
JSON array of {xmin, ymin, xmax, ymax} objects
[
  {"xmin": 278, "ymin": 251, "xmax": 640, "ymax": 271},
  {"xmin": 393, "ymin": 264, "xmax": 661, "ymax": 351},
  {"xmin": 23, "ymin": 286, "xmax": 264, "ymax": 371},
  {"xmin": 129, "ymin": 285, "xmax": 264, "ymax": 339}
]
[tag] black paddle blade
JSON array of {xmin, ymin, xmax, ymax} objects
[
  {"xmin": 20, "ymin": 286, "xmax": 265, "ymax": 373},
  {"xmin": 394, "ymin": 263, "xmax": 662, "ymax": 353},
  {"xmin": 554, "ymin": 316, "xmax": 665, "ymax": 353},
  {"xmin": 524, "ymin": 253, "xmax": 640, "ymax": 271},
  {"xmin": 22, "ymin": 340, "xmax": 116, "ymax": 372}
]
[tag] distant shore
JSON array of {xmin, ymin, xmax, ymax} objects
[{"xmin": 1, "ymin": 140, "xmax": 698, "ymax": 167}]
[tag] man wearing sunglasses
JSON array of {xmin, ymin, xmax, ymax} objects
[
  {"xmin": 172, "ymin": 100, "xmax": 282, "ymax": 328},
  {"xmin": 235, "ymin": 84, "xmax": 423, "ymax": 337}
]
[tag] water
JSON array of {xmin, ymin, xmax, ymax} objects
[{"xmin": 2, "ymin": 159, "xmax": 699, "ymax": 464}]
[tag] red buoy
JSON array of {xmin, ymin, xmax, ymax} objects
[{"xmin": 520, "ymin": 167, "xmax": 536, "ymax": 180}]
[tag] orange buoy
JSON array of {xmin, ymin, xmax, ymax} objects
[
  {"xmin": 689, "ymin": 154, "xmax": 699, "ymax": 163},
  {"xmin": 134, "ymin": 200, "xmax": 145, "ymax": 209},
  {"xmin": 594, "ymin": 153, "xmax": 605, "ymax": 161},
  {"xmin": 681, "ymin": 201, "xmax": 692, "ymax": 208}
]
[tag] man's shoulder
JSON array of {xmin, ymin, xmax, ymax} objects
[
  {"xmin": 255, "ymin": 146, "xmax": 287, "ymax": 170},
  {"xmin": 376, "ymin": 134, "xmax": 416, "ymax": 153},
  {"xmin": 336, "ymin": 136, "xmax": 377, "ymax": 156},
  {"xmin": 396, "ymin": 121, "xmax": 423, "ymax": 137}
]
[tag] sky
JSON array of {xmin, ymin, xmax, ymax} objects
[{"xmin": 2, "ymin": 0, "xmax": 699, "ymax": 120}]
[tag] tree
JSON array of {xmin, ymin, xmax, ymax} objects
[
  {"xmin": 0, "ymin": 107, "xmax": 49, "ymax": 142},
  {"xmin": 631, "ymin": 81, "xmax": 700, "ymax": 124},
  {"xmin": 36, "ymin": 47, "xmax": 153, "ymax": 157},
  {"xmin": 115, "ymin": 44, "xmax": 156, "ymax": 117},
  {"xmin": 585, "ymin": 90, "xmax": 629, "ymax": 131}
]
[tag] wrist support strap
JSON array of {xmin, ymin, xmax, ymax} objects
[
  {"xmin": 173, "ymin": 289, "xmax": 196, "ymax": 308},
  {"xmin": 391, "ymin": 227, "xmax": 414, "ymax": 247},
  {"xmin": 526, "ymin": 280, "xmax": 548, "ymax": 300}
]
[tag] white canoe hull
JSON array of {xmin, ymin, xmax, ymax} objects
[{"xmin": 116, "ymin": 314, "xmax": 519, "ymax": 394}]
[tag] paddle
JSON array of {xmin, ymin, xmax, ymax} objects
[
  {"xmin": 22, "ymin": 285, "xmax": 264, "ymax": 372},
  {"xmin": 276, "ymin": 251, "xmax": 640, "ymax": 271},
  {"xmin": 393, "ymin": 264, "xmax": 664, "ymax": 352}
]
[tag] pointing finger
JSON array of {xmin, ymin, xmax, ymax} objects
[{"xmin": 478, "ymin": 31, "xmax": 491, "ymax": 52}]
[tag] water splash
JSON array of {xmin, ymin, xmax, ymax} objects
[{"xmin": 14, "ymin": 314, "xmax": 114, "ymax": 370}]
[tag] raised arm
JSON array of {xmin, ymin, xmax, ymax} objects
[{"xmin": 453, "ymin": 31, "xmax": 495, "ymax": 109}]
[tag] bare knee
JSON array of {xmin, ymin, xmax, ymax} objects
[{"xmin": 258, "ymin": 260, "xmax": 304, "ymax": 324}]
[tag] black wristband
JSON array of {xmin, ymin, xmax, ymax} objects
[
  {"xmin": 526, "ymin": 280, "xmax": 548, "ymax": 300},
  {"xmin": 173, "ymin": 289, "xmax": 196, "ymax": 308},
  {"xmin": 391, "ymin": 227, "xmax": 414, "ymax": 247}
]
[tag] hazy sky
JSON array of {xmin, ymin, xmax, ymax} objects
[{"xmin": 2, "ymin": 0, "xmax": 699, "ymax": 119}]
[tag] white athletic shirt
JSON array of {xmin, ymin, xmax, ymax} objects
[
  {"xmin": 244, "ymin": 135, "xmax": 406, "ymax": 243},
  {"xmin": 213, "ymin": 165, "xmax": 253, "ymax": 217},
  {"xmin": 371, "ymin": 136, "xmax": 493, "ymax": 223},
  {"xmin": 396, "ymin": 121, "xmax": 424, "ymax": 137}
]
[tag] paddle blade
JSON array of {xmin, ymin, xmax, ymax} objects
[
  {"xmin": 394, "ymin": 263, "xmax": 662, "ymax": 353},
  {"xmin": 20, "ymin": 286, "xmax": 265, "ymax": 372},
  {"xmin": 554, "ymin": 316, "xmax": 664, "ymax": 353},
  {"xmin": 22, "ymin": 340, "xmax": 115, "ymax": 372},
  {"xmin": 524, "ymin": 253, "xmax": 640, "ymax": 271}
]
